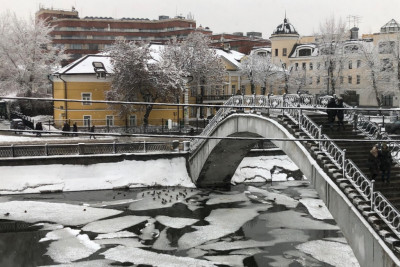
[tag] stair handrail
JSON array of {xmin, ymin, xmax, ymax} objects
[
  {"xmin": 372, "ymin": 191, "xmax": 400, "ymax": 239},
  {"xmin": 299, "ymin": 114, "xmax": 321, "ymax": 144},
  {"xmin": 319, "ymin": 134, "xmax": 345, "ymax": 169},
  {"xmin": 344, "ymin": 158, "xmax": 373, "ymax": 202}
]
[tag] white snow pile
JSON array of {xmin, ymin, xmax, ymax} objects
[
  {"xmin": 296, "ymin": 240, "xmax": 360, "ymax": 267},
  {"xmin": 41, "ymin": 228, "xmax": 101, "ymax": 264},
  {"xmin": 259, "ymin": 210, "xmax": 340, "ymax": 230},
  {"xmin": 0, "ymin": 157, "xmax": 194, "ymax": 194},
  {"xmin": 178, "ymin": 206, "xmax": 268, "ymax": 249},
  {"xmin": 155, "ymin": 215, "xmax": 198, "ymax": 229},
  {"xmin": 82, "ymin": 215, "xmax": 150, "ymax": 233},
  {"xmin": 101, "ymin": 246, "xmax": 217, "ymax": 267},
  {"xmin": 232, "ymin": 155, "xmax": 300, "ymax": 184},
  {"xmin": 0, "ymin": 201, "xmax": 121, "ymax": 226},
  {"xmin": 299, "ymin": 198, "xmax": 334, "ymax": 220}
]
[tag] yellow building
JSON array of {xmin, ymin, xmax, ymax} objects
[{"xmin": 51, "ymin": 46, "xmax": 247, "ymax": 129}]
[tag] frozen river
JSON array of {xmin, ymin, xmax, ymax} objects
[{"xmin": 0, "ymin": 155, "xmax": 359, "ymax": 267}]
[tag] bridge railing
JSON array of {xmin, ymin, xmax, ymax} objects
[
  {"xmin": 372, "ymin": 191, "xmax": 400, "ymax": 238},
  {"xmin": 0, "ymin": 141, "xmax": 185, "ymax": 158}
]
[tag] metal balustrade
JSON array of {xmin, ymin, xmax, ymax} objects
[
  {"xmin": 372, "ymin": 192, "xmax": 400, "ymax": 238},
  {"xmin": 0, "ymin": 141, "xmax": 183, "ymax": 158}
]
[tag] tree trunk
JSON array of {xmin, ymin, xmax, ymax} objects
[
  {"xmin": 371, "ymin": 70, "xmax": 381, "ymax": 107},
  {"xmin": 143, "ymin": 104, "xmax": 153, "ymax": 127}
]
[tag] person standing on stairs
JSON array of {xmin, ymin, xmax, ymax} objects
[
  {"xmin": 379, "ymin": 143, "xmax": 393, "ymax": 183},
  {"xmin": 368, "ymin": 145, "xmax": 380, "ymax": 181},
  {"xmin": 336, "ymin": 97, "xmax": 345, "ymax": 130},
  {"xmin": 326, "ymin": 97, "xmax": 337, "ymax": 130}
]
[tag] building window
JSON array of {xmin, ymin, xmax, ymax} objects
[
  {"xmin": 381, "ymin": 58, "xmax": 393, "ymax": 71},
  {"xmin": 348, "ymin": 61, "xmax": 352, "ymax": 69},
  {"xmin": 231, "ymin": 84, "xmax": 237, "ymax": 94},
  {"xmin": 317, "ymin": 76, "xmax": 320, "ymax": 84},
  {"xmin": 357, "ymin": 60, "xmax": 361, "ymax": 68},
  {"xmin": 348, "ymin": 76, "xmax": 352, "ymax": 84},
  {"xmin": 302, "ymin": 62, "xmax": 306, "ymax": 70},
  {"xmin": 295, "ymin": 63, "xmax": 298, "ymax": 71},
  {"xmin": 82, "ymin": 93, "xmax": 91, "ymax": 105},
  {"xmin": 283, "ymin": 48, "xmax": 287, "ymax": 56},
  {"xmin": 382, "ymin": 94, "xmax": 393, "ymax": 107},
  {"xmin": 70, "ymin": 44, "xmax": 83, "ymax": 49},
  {"xmin": 309, "ymin": 62, "xmax": 313, "ymax": 70},
  {"xmin": 298, "ymin": 48, "xmax": 312, "ymax": 57},
  {"xmin": 129, "ymin": 115, "xmax": 136, "ymax": 126},
  {"xmin": 106, "ymin": 115, "xmax": 114, "ymax": 126},
  {"xmin": 356, "ymin": 75, "xmax": 360, "ymax": 84},
  {"xmin": 379, "ymin": 41, "xmax": 395, "ymax": 54},
  {"xmin": 340, "ymin": 76, "xmax": 344, "ymax": 84},
  {"xmin": 275, "ymin": 49, "xmax": 278, "ymax": 56},
  {"xmin": 83, "ymin": 115, "xmax": 91, "ymax": 128}
]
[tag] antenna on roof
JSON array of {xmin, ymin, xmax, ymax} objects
[{"xmin": 347, "ymin": 15, "xmax": 361, "ymax": 28}]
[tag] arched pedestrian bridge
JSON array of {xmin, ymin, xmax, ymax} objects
[{"xmin": 188, "ymin": 94, "xmax": 400, "ymax": 267}]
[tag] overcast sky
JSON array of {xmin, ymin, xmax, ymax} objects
[{"xmin": 2, "ymin": 0, "xmax": 400, "ymax": 38}]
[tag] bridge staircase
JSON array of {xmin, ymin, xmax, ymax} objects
[{"xmin": 279, "ymin": 112, "xmax": 400, "ymax": 256}]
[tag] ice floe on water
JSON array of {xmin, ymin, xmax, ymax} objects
[
  {"xmin": 299, "ymin": 198, "xmax": 334, "ymax": 220},
  {"xmin": 178, "ymin": 207, "xmax": 268, "ymax": 249},
  {"xmin": 41, "ymin": 228, "xmax": 100, "ymax": 263},
  {"xmin": 95, "ymin": 237, "xmax": 147, "ymax": 248},
  {"xmin": 0, "ymin": 201, "xmax": 121, "ymax": 226},
  {"xmin": 155, "ymin": 215, "xmax": 198, "ymax": 229},
  {"xmin": 152, "ymin": 228, "xmax": 176, "ymax": 251},
  {"xmin": 205, "ymin": 192, "xmax": 250, "ymax": 205},
  {"xmin": 259, "ymin": 210, "xmax": 339, "ymax": 230},
  {"xmin": 198, "ymin": 240, "xmax": 270, "ymax": 251},
  {"xmin": 204, "ymin": 255, "xmax": 248, "ymax": 267},
  {"xmin": 296, "ymin": 240, "xmax": 360, "ymax": 267},
  {"xmin": 139, "ymin": 218, "xmax": 160, "ymax": 241},
  {"xmin": 39, "ymin": 259, "xmax": 115, "ymax": 267},
  {"xmin": 247, "ymin": 186, "xmax": 299, "ymax": 208},
  {"xmin": 102, "ymin": 246, "xmax": 216, "ymax": 267},
  {"xmin": 82, "ymin": 215, "xmax": 150, "ymax": 233},
  {"xmin": 95, "ymin": 231, "xmax": 137, "ymax": 240}
]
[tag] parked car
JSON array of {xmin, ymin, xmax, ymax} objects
[
  {"xmin": 10, "ymin": 118, "xmax": 25, "ymax": 134},
  {"xmin": 385, "ymin": 120, "xmax": 400, "ymax": 134}
]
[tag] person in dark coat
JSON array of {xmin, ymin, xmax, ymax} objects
[
  {"xmin": 368, "ymin": 145, "xmax": 380, "ymax": 180},
  {"xmin": 72, "ymin": 122, "xmax": 78, "ymax": 136},
  {"xmin": 35, "ymin": 122, "xmax": 43, "ymax": 136},
  {"xmin": 89, "ymin": 125, "xmax": 96, "ymax": 139},
  {"xmin": 326, "ymin": 97, "xmax": 337, "ymax": 129},
  {"xmin": 380, "ymin": 143, "xmax": 393, "ymax": 183},
  {"xmin": 336, "ymin": 97, "xmax": 345, "ymax": 129}
]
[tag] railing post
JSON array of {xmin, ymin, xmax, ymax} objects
[
  {"xmin": 78, "ymin": 143, "xmax": 85, "ymax": 155},
  {"xmin": 11, "ymin": 144, "xmax": 14, "ymax": 157},
  {"xmin": 382, "ymin": 115, "xmax": 385, "ymax": 128},
  {"xmin": 342, "ymin": 149, "xmax": 346, "ymax": 179},
  {"xmin": 370, "ymin": 180, "xmax": 375, "ymax": 210},
  {"xmin": 353, "ymin": 112, "xmax": 358, "ymax": 132},
  {"xmin": 143, "ymin": 141, "xmax": 146, "ymax": 153},
  {"xmin": 113, "ymin": 141, "xmax": 116, "ymax": 154},
  {"xmin": 282, "ymin": 94, "xmax": 286, "ymax": 116},
  {"xmin": 298, "ymin": 107, "xmax": 302, "ymax": 130},
  {"xmin": 318, "ymin": 125, "xmax": 322, "ymax": 151},
  {"xmin": 45, "ymin": 143, "xmax": 48, "ymax": 156}
]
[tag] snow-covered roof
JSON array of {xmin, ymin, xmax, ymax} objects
[
  {"xmin": 272, "ymin": 18, "xmax": 299, "ymax": 35},
  {"xmin": 54, "ymin": 54, "xmax": 113, "ymax": 75},
  {"xmin": 289, "ymin": 44, "xmax": 318, "ymax": 58},
  {"xmin": 54, "ymin": 44, "xmax": 245, "ymax": 75},
  {"xmin": 214, "ymin": 49, "xmax": 244, "ymax": 68}
]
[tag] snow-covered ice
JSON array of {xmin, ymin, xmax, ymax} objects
[
  {"xmin": 299, "ymin": 198, "xmax": 334, "ymax": 220},
  {"xmin": 38, "ymin": 259, "xmax": 115, "ymax": 267},
  {"xmin": 247, "ymin": 186, "xmax": 299, "ymax": 208},
  {"xmin": 42, "ymin": 228, "xmax": 101, "ymax": 263},
  {"xmin": 0, "ymin": 201, "xmax": 121, "ymax": 226},
  {"xmin": 95, "ymin": 231, "xmax": 137, "ymax": 240},
  {"xmin": 155, "ymin": 215, "xmax": 198, "ymax": 229},
  {"xmin": 259, "ymin": 210, "xmax": 340, "ymax": 230},
  {"xmin": 82, "ymin": 215, "xmax": 150, "ymax": 233},
  {"xmin": 296, "ymin": 240, "xmax": 360, "ymax": 267},
  {"xmin": 205, "ymin": 192, "xmax": 250, "ymax": 205},
  {"xmin": 95, "ymin": 238, "xmax": 147, "ymax": 248},
  {"xmin": 152, "ymin": 228, "xmax": 176, "ymax": 251},
  {"xmin": 198, "ymin": 240, "xmax": 270, "ymax": 251},
  {"xmin": 204, "ymin": 255, "xmax": 248, "ymax": 267},
  {"xmin": 101, "ymin": 246, "xmax": 217, "ymax": 267}
]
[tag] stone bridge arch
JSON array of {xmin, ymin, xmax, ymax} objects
[{"xmin": 189, "ymin": 114, "xmax": 314, "ymax": 187}]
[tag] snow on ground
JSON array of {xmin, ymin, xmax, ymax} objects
[
  {"xmin": 246, "ymin": 186, "xmax": 299, "ymax": 208},
  {"xmin": 41, "ymin": 228, "xmax": 101, "ymax": 264},
  {"xmin": 0, "ymin": 157, "xmax": 194, "ymax": 194},
  {"xmin": 296, "ymin": 240, "xmax": 360, "ymax": 267},
  {"xmin": 155, "ymin": 215, "xmax": 198, "ymax": 229},
  {"xmin": 0, "ymin": 201, "xmax": 121, "ymax": 226},
  {"xmin": 259, "ymin": 210, "xmax": 339, "ymax": 230},
  {"xmin": 101, "ymin": 246, "xmax": 217, "ymax": 267},
  {"xmin": 232, "ymin": 155, "xmax": 299, "ymax": 184},
  {"xmin": 299, "ymin": 198, "xmax": 334, "ymax": 220},
  {"xmin": 82, "ymin": 215, "xmax": 150, "ymax": 233},
  {"xmin": 178, "ymin": 207, "xmax": 269, "ymax": 249},
  {"xmin": 95, "ymin": 231, "xmax": 137, "ymax": 240}
]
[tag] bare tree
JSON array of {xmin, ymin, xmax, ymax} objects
[
  {"xmin": 314, "ymin": 16, "xmax": 348, "ymax": 95},
  {"xmin": 240, "ymin": 53, "xmax": 281, "ymax": 95},
  {"xmin": 0, "ymin": 12, "xmax": 68, "ymax": 96},
  {"xmin": 106, "ymin": 41, "xmax": 186, "ymax": 126}
]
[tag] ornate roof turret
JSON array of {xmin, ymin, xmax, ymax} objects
[
  {"xmin": 380, "ymin": 19, "xmax": 400, "ymax": 33},
  {"xmin": 272, "ymin": 15, "xmax": 299, "ymax": 35}
]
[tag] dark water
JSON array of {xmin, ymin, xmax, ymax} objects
[{"xmin": 0, "ymin": 180, "xmax": 356, "ymax": 267}]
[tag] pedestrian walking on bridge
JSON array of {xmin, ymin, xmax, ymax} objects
[
  {"xmin": 368, "ymin": 145, "xmax": 380, "ymax": 181},
  {"xmin": 326, "ymin": 98, "xmax": 337, "ymax": 130},
  {"xmin": 380, "ymin": 143, "xmax": 393, "ymax": 183}
]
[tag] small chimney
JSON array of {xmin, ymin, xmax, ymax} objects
[{"xmin": 350, "ymin": 27, "xmax": 359, "ymax": 40}]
